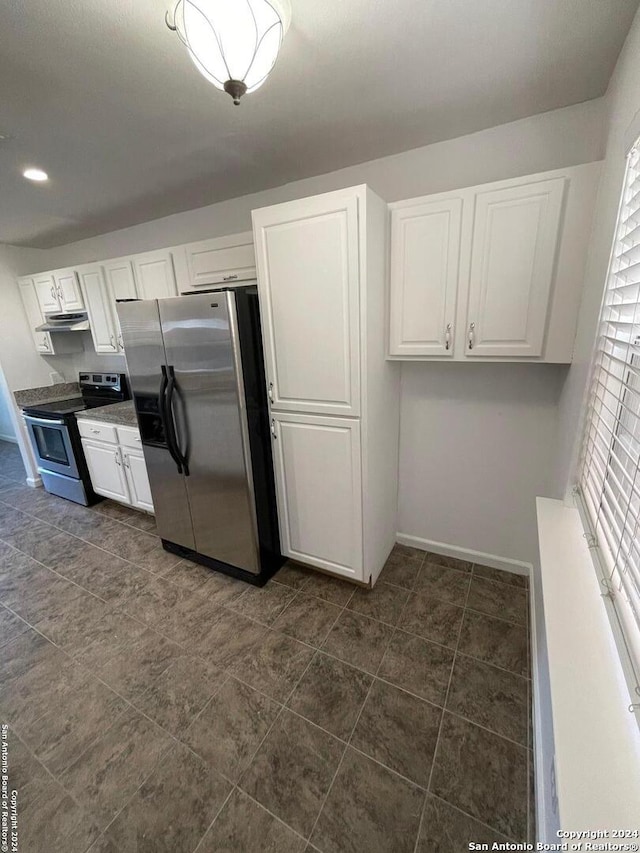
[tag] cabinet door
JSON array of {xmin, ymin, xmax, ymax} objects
[
  {"xmin": 271, "ymin": 413, "xmax": 362, "ymax": 580},
  {"xmin": 19, "ymin": 279, "xmax": 54, "ymax": 354},
  {"xmin": 82, "ymin": 440, "xmax": 130, "ymax": 503},
  {"xmin": 123, "ymin": 449, "xmax": 154, "ymax": 512},
  {"xmin": 103, "ymin": 259, "xmax": 138, "ymax": 350},
  {"xmin": 33, "ymin": 273, "xmax": 60, "ymax": 313},
  {"xmin": 132, "ymin": 251, "xmax": 178, "ymax": 300},
  {"xmin": 53, "ymin": 269, "xmax": 84, "ymax": 311},
  {"xmin": 184, "ymin": 232, "xmax": 256, "ymax": 289},
  {"xmin": 465, "ymin": 178, "xmax": 565, "ymax": 357},
  {"xmin": 253, "ymin": 192, "xmax": 360, "ymax": 416},
  {"xmin": 78, "ymin": 267, "xmax": 118, "ymax": 354},
  {"xmin": 389, "ymin": 198, "xmax": 462, "ymax": 356}
]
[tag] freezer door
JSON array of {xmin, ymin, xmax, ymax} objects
[
  {"xmin": 157, "ymin": 292, "xmax": 260, "ymax": 573},
  {"xmin": 117, "ymin": 298, "xmax": 195, "ymax": 551}
]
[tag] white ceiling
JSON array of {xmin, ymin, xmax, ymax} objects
[{"xmin": 0, "ymin": 0, "xmax": 637, "ymax": 248}]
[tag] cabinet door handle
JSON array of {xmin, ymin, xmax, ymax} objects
[
  {"xmin": 115, "ymin": 451, "xmax": 121, "ymax": 466},
  {"xmin": 468, "ymin": 322, "xmax": 475, "ymax": 350},
  {"xmin": 110, "ymin": 334, "xmax": 116, "ymax": 349},
  {"xmin": 50, "ymin": 285, "xmax": 57, "ymax": 302},
  {"xmin": 42, "ymin": 336, "xmax": 49, "ymax": 350},
  {"xmin": 118, "ymin": 333, "xmax": 124, "ymax": 350},
  {"xmin": 268, "ymin": 382, "xmax": 274, "ymax": 403},
  {"xmin": 90, "ymin": 428, "xmax": 101, "ymax": 434},
  {"xmin": 445, "ymin": 323, "xmax": 452, "ymax": 351},
  {"xmin": 123, "ymin": 454, "xmax": 130, "ymax": 469},
  {"xmin": 271, "ymin": 419, "xmax": 277, "ymax": 439},
  {"xmin": 223, "ymin": 274, "xmax": 238, "ymax": 281}
]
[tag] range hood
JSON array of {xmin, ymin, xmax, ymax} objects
[{"xmin": 36, "ymin": 311, "xmax": 90, "ymax": 333}]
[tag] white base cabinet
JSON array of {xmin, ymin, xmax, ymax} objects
[
  {"xmin": 78, "ymin": 420, "xmax": 154, "ymax": 513},
  {"xmin": 271, "ymin": 413, "xmax": 362, "ymax": 577},
  {"xmin": 82, "ymin": 439, "xmax": 130, "ymax": 503},
  {"xmin": 253, "ymin": 185, "xmax": 400, "ymax": 584},
  {"xmin": 388, "ymin": 162, "xmax": 602, "ymax": 362}
]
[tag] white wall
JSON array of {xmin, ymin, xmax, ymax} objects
[
  {"xmin": 399, "ymin": 363, "xmax": 568, "ymax": 563},
  {"xmin": 555, "ymin": 13, "xmax": 640, "ymax": 498},
  {"xmin": 0, "ymin": 244, "xmax": 62, "ymax": 481},
  {"xmin": 0, "ymin": 375, "xmax": 16, "ymax": 442},
  {"xmin": 10, "ymin": 98, "xmax": 608, "ymax": 562}
]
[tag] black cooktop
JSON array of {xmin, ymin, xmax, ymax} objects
[{"xmin": 22, "ymin": 397, "xmax": 110, "ymax": 418}]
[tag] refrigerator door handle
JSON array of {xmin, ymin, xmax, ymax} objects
[
  {"xmin": 166, "ymin": 365, "xmax": 190, "ymax": 476},
  {"xmin": 160, "ymin": 365, "xmax": 183, "ymax": 475}
]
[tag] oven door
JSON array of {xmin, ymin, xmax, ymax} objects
[{"xmin": 23, "ymin": 415, "xmax": 80, "ymax": 479}]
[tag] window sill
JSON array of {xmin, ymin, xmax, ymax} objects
[{"xmin": 536, "ymin": 497, "xmax": 640, "ymax": 830}]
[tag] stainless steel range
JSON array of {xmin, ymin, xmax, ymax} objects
[{"xmin": 22, "ymin": 372, "xmax": 129, "ymax": 505}]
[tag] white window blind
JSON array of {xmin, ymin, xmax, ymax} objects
[{"xmin": 579, "ymin": 142, "xmax": 640, "ymax": 692}]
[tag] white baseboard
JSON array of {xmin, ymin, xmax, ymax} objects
[
  {"xmin": 395, "ymin": 532, "xmax": 532, "ymax": 577},
  {"xmin": 26, "ymin": 476, "xmax": 42, "ymax": 489},
  {"xmin": 0, "ymin": 433, "xmax": 18, "ymax": 443}
]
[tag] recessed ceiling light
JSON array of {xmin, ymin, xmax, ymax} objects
[{"xmin": 23, "ymin": 168, "xmax": 48, "ymax": 182}]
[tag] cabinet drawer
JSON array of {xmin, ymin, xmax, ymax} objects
[
  {"xmin": 77, "ymin": 420, "xmax": 118, "ymax": 443},
  {"xmin": 117, "ymin": 426, "xmax": 142, "ymax": 449}
]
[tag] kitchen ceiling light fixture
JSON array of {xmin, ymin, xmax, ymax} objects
[
  {"xmin": 23, "ymin": 168, "xmax": 49, "ymax": 182},
  {"xmin": 166, "ymin": 0, "xmax": 291, "ymax": 105}
]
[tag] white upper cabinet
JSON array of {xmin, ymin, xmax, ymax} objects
[
  {"xmin": 33, "ymin": 269, "xmax": 84, "ymax": 314},
  {"xmin": 253, "ymin": 191, "xmax": 361, "ymax": 416},
  {"xmin": 388, "ymin": 164, "xmax": 601, "ymax": 362},
  {"xmin": 389, "ymin": 197, "xmax": 462, "ymax": 357},
  {"xmin": 182, "ymin": 232, "xmax": 256, "ymax": 290},
  {"xmin": 33, "ymin": 273, "xmax": 60, "ymax": 314},
  {"xmin": 132, "ymin": 250, "xmax": 178, "ymax": 300},
  {"xmin": 465, "ymin": 178, "xmax": 565, "ymax": 357},
  {"xmin": 53, "ymin": 269, "xmax": 85, "ymax": 311},
  {"xmin": 78, "ymin": 265, "xmax": 118, "ymax": 354},
  {"xmin": 18, "ymin": 278, "xmax": 54, "ymax": 354},
  {"xmin": 271, "ymin": 412, "xmax": 363, "ymax": 579},
  {"xmin": 103, "ymin": 259, "xmax": 138, "ymax": 351}
]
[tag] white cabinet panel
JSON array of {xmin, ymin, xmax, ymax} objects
[
  {"xmin": 33, "ymin": 273, "xmax": 59, "ymax": 313},
  {"xmin": 123, "ymin": 448, "xmax": 154, "ymax": 512},
  {"xmin": 184, "ymin": 232, "xmax": 256, "ymax": 289},
  {"xmin": 271, "ymin": 413, "xmax": 362, "ymax": 579},
  {"xmin": 133, "ymin": 251, "xmax": 177, "ymax": 300},
  {"xmin": 81, "ymin": 440, "xmax": 129, "ymax": 502},
  {"xmin": 18, "ymin": 278, "xmax": 53, "ymax": 354},
  {"xmin": 53, "ymin": 269, "xmax": 84, "ymax": 311},
  {"xmin": 465, "ymin": 177, "xmax": 565, "ymax": 357},
  {"xmin": 103, "ymin": 259, "xmax": 138, "ymax": 351},
  {"xmin": 253, "ymin": 193, "xmax": 360, "ymax": 416},
  {"xmin": 389, "ymin": 198, "xmax": 462, "ymax": 356},
  {"xmin": 78, "ymin": 266, "xmax": 118, "ymax": 354}
]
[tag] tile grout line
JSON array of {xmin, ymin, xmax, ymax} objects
[
  {"xmin": 0, "ymin": 493, "xmax": 182, "ymax": 576},
  {"xmin": 414, "ymin": 561, "xmax": 473, "ymax": 853},
  {"xmin": 192, "ymin": 579, "xmax": 360, "ymax": 846},
  {"xmin": 304, "ymin": 572, "xmax": 413, "ymax": 848}
]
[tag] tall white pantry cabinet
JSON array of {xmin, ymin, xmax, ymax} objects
[{"xmin": 252, "ymin": 186, "xmax": 400, "ymax": 585}]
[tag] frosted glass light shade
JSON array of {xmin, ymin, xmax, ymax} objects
[{"xmin": 168, "ymin": 0, "xmax": 291, "ymax": 104}]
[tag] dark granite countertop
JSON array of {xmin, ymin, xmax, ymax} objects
[
  {"xmin": 75, "ymin": 400, "xmax": 139, "ymax": 428},
  {"xmin": 14, "ymin": 382, "xmax": 80, "ymax": 408}
]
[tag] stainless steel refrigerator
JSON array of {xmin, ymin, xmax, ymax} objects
[{"xmin": 117, "ymin": 287, "xmax": 283, "ymax": 584}]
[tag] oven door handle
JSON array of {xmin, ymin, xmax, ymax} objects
[{"xmin": 23, "ymin": 415, "xmax": 66, "ymax": 426}]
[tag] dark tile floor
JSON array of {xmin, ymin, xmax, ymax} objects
[{"xmin": 0, "ymin": 441, "xmax": 535, "ymax": 852}]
